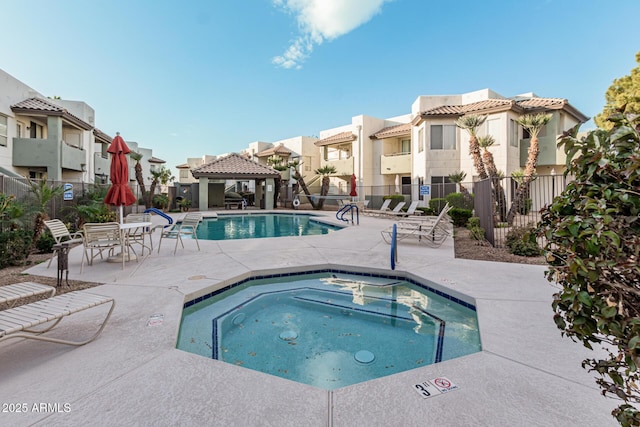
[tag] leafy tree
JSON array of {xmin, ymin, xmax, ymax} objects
[
  {"xmin": 27, "ymin": 179, "xmax": 63, "ymax": 246},
  {"xmin": 314, "ymin": 165, "xmax": 337, "ymax": 210},
  {"xmin": 537, "ymin": 113, "xmax": 640, "ymax": 426},
  {"xmin": 456, "ymin": 114, "xmax": 488, "ymax": 180},
  {"xmin": 506, "ymin": 113, "xmax": 552, "ymax": 224},
  {"xmin": 147, "ymin": 166, "xmax": 174, "ymax": 209},
  {"xmin": 594, "ymin": 51, "xmax": 640, "ymax": 130}
]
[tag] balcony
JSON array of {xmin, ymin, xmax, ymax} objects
[
  {"xmin": 380, "ymin": 152, "xmax": 411, "ymax": 175},
  {"xmin": 320, "ymin": 157, "xmax": 354, "ymax": 176},
  {"xmin": 94, "ymin": 153, "xmax": 110, "ymax": 178},
  {"xmin": 12, "ymin": 138, "xmax": 86, "ymax": 172},
  {"xmin": 520, "ymin": 135, "xmax": 566, "ymax": 167}
]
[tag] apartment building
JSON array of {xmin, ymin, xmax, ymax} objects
[{"xmin": 0, "ymin": 68, "xmax": 163, "ymax": 186}]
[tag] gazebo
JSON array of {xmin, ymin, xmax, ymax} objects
[{"xmin": 190, "ymin": 153, "xmax": 281, "ymax": 211}]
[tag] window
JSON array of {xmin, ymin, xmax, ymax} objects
[
  {"xmin": 30, "ymin": 121, "xmax": 43, "ymax": 138},
  {"xmin": 431, "ymin": 176, "xmax": 456, "ymax": 199},
  {"xmin": 401, "ymin": 176, "xmax": 412, "ymax": 195},
  {"xmin": 16, "ymin": 122, "xmax": 23, "ymax": 138},
  {"xmin": 509, "ymin": 119, "xmax": 519, "ymax": 147},
  {"xmin": 418, "ymin": 128, "xmax": 424, "ymax": 152},
  {"xmin": 430, "ymin": 125, "xmax": 456, "ymax": 150},
  {"xmin": 400, "ymin": 139, "xmax": 411, "ymax": 154},
  {"xmin": 0, "ymin": 115, "xmax": 7, "ymax": 146}
]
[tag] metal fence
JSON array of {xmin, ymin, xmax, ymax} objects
[{"xmin": 473, "ymin": 174, "xmax": 571, "ymax": 248}]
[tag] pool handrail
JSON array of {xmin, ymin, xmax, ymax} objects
[
  {"xmin": 144, "ymin": 208, "xmax": 173, "ymax": 228},
  {"xmin": 335, "ymin": 203, "xmax": 359, "ymax": 225}
]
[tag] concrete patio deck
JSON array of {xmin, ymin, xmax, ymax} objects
[{"xmin": 0, "ymin": 210, "xmax": 619, "ymax": 426}]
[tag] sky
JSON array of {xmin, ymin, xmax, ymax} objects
[{"xmin": 1, "ymin": 0, "xmax": 639, "ymax": 172}]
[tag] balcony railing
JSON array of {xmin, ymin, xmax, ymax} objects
[
  {"xmin": 380, "ymin": 152, "xmax": 411, "ymax": 174},
  {"xmin": 320, "ymin": 157, "xmax": 354, "ymax": 175}
]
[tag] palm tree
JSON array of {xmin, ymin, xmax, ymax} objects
[
  {"xmin": 314, "ymin": 165, "xmax": 337, "ymax": 210},
  {"xmin": 448, "ymin": 171, "xmax": 473, "ymax": 208},
  {"xmin": 149, "ymin": 166, "xmax": 175, "ymax": 210},
  {"xmin": 27, "ymin": 178, "xmax": 63, "ymax": 246},
  {"xmin": 290, "ymin": 160, "xmax": 317, "ymax": 209},
  {"xmin": 478, "ymin": 135, "xmax": 507, "ymax": 221},
  {"xmin": 129, "ymin": 151, "xmax": 146, "ymax": 204},
  {"xmin": 456, "ymin": 115, "xmax": 488, "ymax": 180},
  {"xmin": 506, "ymin": 113, "xmax": 552, "ymax": 224}
]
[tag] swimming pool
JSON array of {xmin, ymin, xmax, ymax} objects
[
  {"xmin": 177, "ymin": 270, "xmax": 481, "ymax": 390},
  {"xmin": 195, "ymin": 213, "xmax": 342, "ymax": 240}
]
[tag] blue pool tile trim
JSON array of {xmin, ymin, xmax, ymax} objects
[{"xmin": 184, "ymin": 268, "xmax": 476, "ymax": 312}]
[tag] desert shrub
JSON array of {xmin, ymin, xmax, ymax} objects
[
  {"xmin": 153, "ymin": 194, "xmax": 169, "ymax": 210},
  {"xmin": 467, "ymin": 217, "xmax": 485, "ymax": 241},
  {"xmin": 416, "ymin": 207, "xmax": 434, "ymax": 216},
  {"xmin": 429, "ymin": 198, "xmax": 448, "ymax": 213},
  {"xmin": 518, "ymin": 198, "xmax": 533, "ymax": 215},
  {"xmin": 446, "ymin": 192, "xmax": 473, "ymax": 210},
  {"xmin": 449, "ymin": 208, "xmax": 472, "ymax": 227},
  {"xmin": 505, "ymin": 225, "xmax": 540, "ymax": 256},
  {"xmin": 0, "ymin": 229, "xmax": 32, "ymax": 268}
]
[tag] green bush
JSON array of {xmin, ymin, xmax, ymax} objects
[
  {"xmin": 153, "ymin": 194, "xmax": 169, "ymax": 210},
  {"xmin": 446, "ymin": 192, "xmax": 473, "ymax": 210},
  {"xmin": 518, "ymin": 198, "xmax": 533, "ymax": 215},
  {"xmin": 449, "ymin": 208, "xmax": 472, "ymax": 227},
  {"xmin": 505, "ymin": 224, "xmax": 540, "ymax": 256},
  {"xmin": 429, "ymin": 198, "xmax": 448, "ymax": 213},
  {"xmin": 0, "ymin": 229, "xmax": 32, "ymax": 268},
  {"xmin": 416, "ymin": 207, "xmax": 435, "ymax": 216},
  {"xmin": 466, "ymin": 217, "xmax": 485, "ymax": 241},
  {"xmin": 35, "ymin": 231, "xmax": 55, "ymax": 254}
]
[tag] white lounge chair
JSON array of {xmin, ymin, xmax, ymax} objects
[
  {"xmin": 382, "ymin": 200, "xmax": 422, "ymax": 218},
  {"xmin": 380, "ymin": 201, "xmax": 406, "ymax": 217},
  {"xmin": 44, "ymin": 219, "xmax": 84, "ymax": 268},
  {"xmin": 0, "ymin": 282, "xmax": 56, "ymax": 309},
  {"xmin": 363, "ymin": 199, "xmax": 392, "ymax": 216},
  {"xmin": 381, "ymin": 204, "xmax": 453, "ymax": 247},
  {"xmin": 157, "ymin": 212, "xmax": 203, "ymax": 255},
  {"xmin": 0, "ymin": 290, "xmax": 115, "ymax": 346}
]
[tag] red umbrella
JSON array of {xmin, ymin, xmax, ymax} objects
[
  {"xmin": 104, "ymin": 133, "xmax": 136, "ymax": 223},
  {"xmin": 349, "ymin": 174, "xmax": 358, "ymax": 197}
]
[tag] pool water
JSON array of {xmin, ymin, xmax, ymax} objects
[
  {"xmin": 196, "ymin": 214, "xmax": 341, "ymax": 240},
  {"xmin": 177, "ymin": 272, "xmax": 481, "ymax": 390}
]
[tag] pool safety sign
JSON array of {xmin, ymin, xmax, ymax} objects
[
  {"xmin": 63, "ymin": 183, "xmax": 73, "ymax": 201},
  {"xmin": 413, "ymin": 377, "xmax": 459, "ymax": 399}
]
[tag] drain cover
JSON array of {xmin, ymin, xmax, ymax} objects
[
  {"xmin": 232, "ymin": 313, "xmax": 246, "ymax": 325},
  {"xmin": 354, "ymin": 350, "xmax": 375, "ymax": 364},
  {"xmin": 279, "ymin": 330, "xmax": 298, "ymax": 341}
]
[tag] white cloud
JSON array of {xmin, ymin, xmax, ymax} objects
[{"xmin": 272, "ymin": 0, "xmax": 393, "ymax": 69}]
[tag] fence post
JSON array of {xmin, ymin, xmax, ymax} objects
[{"xmin": 473, "ymin": 179, "xmax": 495, "ymax": 246}]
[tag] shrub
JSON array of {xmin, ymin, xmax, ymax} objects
[
  {"xmin": 0, "ymin": 229, "xmax": 32, "ymax": 268},
  {"xmin": 35, "ymin": 231, "xmax": 56, "ymax": 254},
  {"xmin": 416, "ymin": 207, "xmax": 435, "ymax": 216},
  {"xmin": 518, "ymin": 198, "xmax": 533, "ymax": 215},
  {"xmin": 429, "ymin": 198, "xmax": 448, "ymax": 213},
  {"xmin": 466, "ymin": 217, "xmax": 485, "ymax": 242},
  {"xmin": 153, "ymin": 194, "xmax": 169, "ymax": 210},
  {"xmin": 446, "ymin": 192, "xmax": 473, "ymax": 210},
  {"xmin": 537, "ymin": 113, "xmax": 640, "ymax": 424},
  {"xmin": 505, "ymin": 225, "xmax": 540, "ymax": 256},
  {"xmin": 448, "ymin": 208, "xmax": 472, "ymax": 227}
]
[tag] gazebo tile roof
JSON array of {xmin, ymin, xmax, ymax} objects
[{"xmin": 191, "ymin": 153, "xmax": 280, "ymax": 178}]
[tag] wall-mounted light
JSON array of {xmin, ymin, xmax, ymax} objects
[{"xmin": 81, "ymin": 164, "xmax": 87, "ymax": 172}]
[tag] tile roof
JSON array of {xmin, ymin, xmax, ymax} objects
[
  {"xmin": 148, "ymin": 157, "xmax": 165, "ymax": 163},
  {"xmin": 191, "ymin": 153, "xmax": 280, "ymax": 178},
  {"xmin": 421, "ymin": 99, "xmax": 516, "ymax": 117},
  {"xmin": 175, "ymin": 163, "xmax": 190, "ymax": 168},
  {"xmin": 11, "ymin": 97, "xmax": 93, "ymax": 130},
  {"xmin": 255, "ymin": 144, "xmax": 292, "ymax": 157},
  {"xmin": 370, "ymin": 123, "xmax": 411, "ymax": 140},
  {"xmin": 314, "ymin": 131, "xmax": 357, "ymax": 147},
  {"xmin": 93, "ymin": 128, "xmax": 112, "ymax": 144}
]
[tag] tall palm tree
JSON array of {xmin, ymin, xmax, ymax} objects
[
  {"xmin": 314, "ymin": 165, "xmax": 337, "ymax": 210},
  {"xmin": 448, "ymin": 171, "xmax": 473, "ymax": 208},
  {"xmin": 129, "ymin": 151, "xmax": 146, "ymax": 205},
  {"xmin": 27, "ymin": 178, "xmax": 63, "ymax": 246},
  {"xmin": 478, "ymin": 135, "xmax": 507, "ymax": 221},
  {"xmin": 456, "ymin": 115, "xmax": 488, "ymax": 180},
  {"xmin": 290, "ymin": 160, "xmax": 317, "ymax": 209},
  {"xmin": 506, "ymin": 113, "xmax": 552, "ymax": 224}
]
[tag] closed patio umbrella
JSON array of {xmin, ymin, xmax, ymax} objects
[
  {"xmin": 349, "ymin": 174, "xmax": 357, "ymax": 199},
  {"xmin": 104, "ymin": 132, "xmax": 136, "ymax": 223}
]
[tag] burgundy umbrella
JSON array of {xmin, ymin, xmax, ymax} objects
[
  {"xmin": 104, "ymin": 132, "xmax": 136, "ymax": 223},
  {"xmin": 349, "ymin": 174, "xmax": 358, "ymax": 198}
]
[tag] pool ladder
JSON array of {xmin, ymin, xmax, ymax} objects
[{"xmin": 336, "ymin": 204, "xmax": 359, "ymax": 225}]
